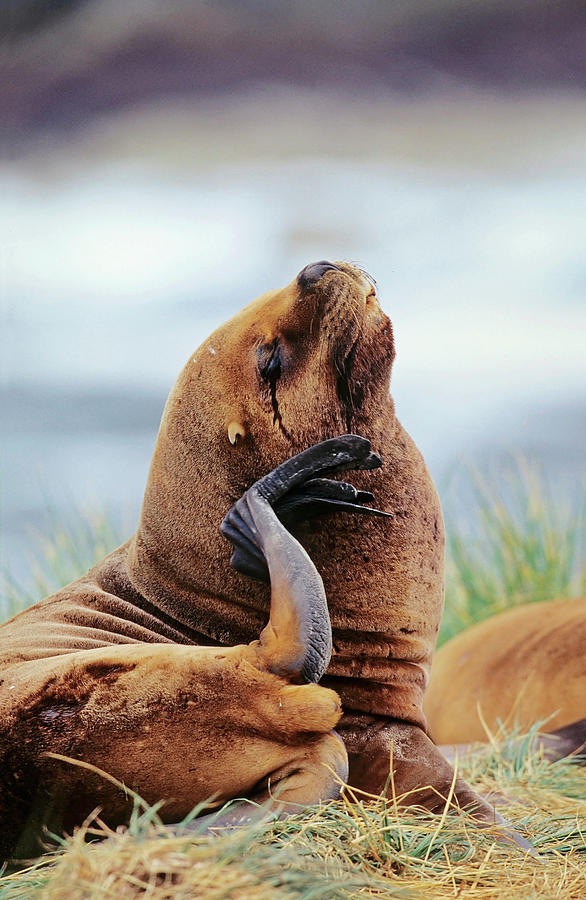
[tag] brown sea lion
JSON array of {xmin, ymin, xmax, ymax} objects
[
  {"xmin": 425, "ymin": 597, "xmax": 586, "ymax": 749},
  {"xmin": 0, "ymin": 261, "xmax": 529, "ymax": 857}
]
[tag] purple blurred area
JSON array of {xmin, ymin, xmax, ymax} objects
[
  {"xmin": 3, "ymin": 0, "xmax": 586, "ymax": 143},
  {"xmin": 1, "ymin": 0, "xmax": 585, "ymax": 594}
]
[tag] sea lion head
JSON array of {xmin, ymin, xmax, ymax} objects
[
  {"xmin": 186, "ymin": 260, "xmax": 394, "ymax": 465},
  {"xmin": 129, "ymin": 261, "xmax": 396, "ymax": 615}
]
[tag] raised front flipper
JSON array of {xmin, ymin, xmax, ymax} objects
[
  {"xmin": 253, "ymin": 434, "xmax": 383, "ymax": 502},
  {"xmin": 223, "ymin": 474, "xmax": 391, "ymax": 584},
  {"xmin": 221, "ymin": 435, "xmax": 389, "ymax": 682},
  {"xmin": 277, "ymin": 477, "xmax": 390, "ymax": 526}
]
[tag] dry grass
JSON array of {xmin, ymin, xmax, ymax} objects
[
  {"xmin": 1, "ymin": 464, "xmax": 583, "ymax": 896},
  {"xmin": 1, "ymin": 733, "xmax": 584, "ymax": 900}
]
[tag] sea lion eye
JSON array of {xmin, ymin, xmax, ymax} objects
[{"xmin": 257, "ymin": 339, "xmax": 282, "ymax": 383}]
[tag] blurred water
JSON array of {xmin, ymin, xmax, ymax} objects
[{"xmin": 2, "ymin": 157, "xmax": 585, "ymax": 593}]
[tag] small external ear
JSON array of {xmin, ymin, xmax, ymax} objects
[{"xmin": 228, "ymin": 421, "xmax": 246, "ymax": 445}]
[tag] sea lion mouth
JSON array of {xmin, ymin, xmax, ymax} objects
[
  {"xmin": 334, "ymin": 340, "xmax": 362, "ymax": 433},
  {"xmin": 297, "ymin": 261, "xmax": 376, "ymax": 432}
]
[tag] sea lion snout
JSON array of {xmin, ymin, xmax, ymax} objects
[{"xmin": 296, "ymin": 260, "xmax": 342, "ymax": 290}]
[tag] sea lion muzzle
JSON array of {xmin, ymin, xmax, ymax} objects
[{"xmin": 296, "ymin": 260, "xmax": 342, "ymax": 290}]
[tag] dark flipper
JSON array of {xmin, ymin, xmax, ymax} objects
[
  {"xmin": 221, "ymin": 436, "xmax": 389, "ymax": 681},
  {"xmin": 221, "ymin": 435, "xmax": 391, "ymax": 584},
  {"xmin": 223, "ymin": 468, "xmax": 391, "ymax": 585},
  {"xmin": 277, "ymin": 477, "xmax": 391, "ymax": 528},
  {"xmin": 342, "ymin": 717, "xmax": 538, "ymax": 856},
  {"xmin": 540, "ymin": 717, "xmax": 586, "ymax": 763},
  {"xmin": 251, "ymin": 435, "xmax": 382, "ymax": 504}
]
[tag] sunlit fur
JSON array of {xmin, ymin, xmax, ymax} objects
[{"xmin": 425, "ymin": 597, "xmax": 586, "ymax": 743}]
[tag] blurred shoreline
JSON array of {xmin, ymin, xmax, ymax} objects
[{"xmin": 5, "ymin": 90, "xmax": 586, "ymax": 176}]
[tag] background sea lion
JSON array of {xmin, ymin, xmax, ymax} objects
[
  {"xmin": 425, "ymin": 597, "xmax": 586, "ymax": 748},
  {"xmin": 0, "ymin": 261, "xmax": 528, "ymax": 856}
]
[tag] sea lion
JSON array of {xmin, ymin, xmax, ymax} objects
[
  {"xmin": 0, "ymin": 261, "xmax": 528, "ymax": 857},
  {"xmin": 425, "ymin": 597, "xmax": 586, "ymax": 748}
]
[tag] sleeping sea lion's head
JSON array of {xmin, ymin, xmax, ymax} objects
[
  {"xmin": 130, "ymin": 262, "xmax": 396, "ymax": 604},
  {"xmin": 186, "ymin": 261, "xmax": 394, "ymax": 465}
]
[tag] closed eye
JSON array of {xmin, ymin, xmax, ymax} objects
[
  {"xmin": 257, "ymin": 338, "xmax": 282, "ymax": 383},
  {"xmin": 256, "ymin": 338, "xmax": 291, "ymax": 439}
]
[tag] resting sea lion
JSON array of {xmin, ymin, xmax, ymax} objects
[
  {"xmin": 425, "ymin": 597, "xmax": 586, "ymax": 750},
  {"xmin": 0, "ymin": 261, "xmax": 527, "ymax": 857}
]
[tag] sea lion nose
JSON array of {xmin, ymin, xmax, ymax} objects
[{"xmin": 297, "ymin": 260, "xmax": 341, "ymax": 291}]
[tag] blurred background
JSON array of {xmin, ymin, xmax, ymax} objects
[{"xmin": 1, "ymin": 0, "xmax": 585, "ymax": 598}]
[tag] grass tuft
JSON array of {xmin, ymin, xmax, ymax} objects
[
  {"xmin": 440, "ymin": 459, "xmax": 585, "ymax": 644},
  {"xmin": 1, "ymin": 509, "xmax": 125, "ymax": 623},
  {"xmin": 0, "ymin": 736, "xmax": 584, "ymax": 899}
]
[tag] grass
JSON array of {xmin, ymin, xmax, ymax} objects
[
  {"xmin": 0, "ymin": 508, "xmax": 125, "ymax": 624},
  {"xmin": 0, "ymin": 731, "xmax": 584, "ymax": 899},
  {"xmin": 440, "ymin": 459, "xmax": 585, "ymax": 645},
  {"xmin": 0, "ymin": 459, "xmax": 584, "ymax": 897}
]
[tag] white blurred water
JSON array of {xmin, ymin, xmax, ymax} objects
[{"xmin": 2, "ymin": 157, "xmax": 585, "ymax": 592}]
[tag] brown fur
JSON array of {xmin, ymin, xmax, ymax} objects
[
  {"xmin": 1, "ymin": 262, "xmax": 464, "ymax": 857},
  {"xmin": 127, "ymin": 263, "xmax": 443, "ymax": 723},
  {"xmin": 425, "ymin": 598, "xmax": 586, "ymax": 744}
]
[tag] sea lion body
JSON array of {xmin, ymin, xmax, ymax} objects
[
  {"xmin": 127, "ymin": 261, "xmax": 444, "ymax": 725},
  {"xmin": 6, "ymin": 262, "xmax": 442, "ymax": 722},
  {"xmin": 425, "ymin": 597, "xmax": 586, "ymax": 744},
  {"xmin": 3, "ymin": 261, "xmax": 510, "ymax": 858}
]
